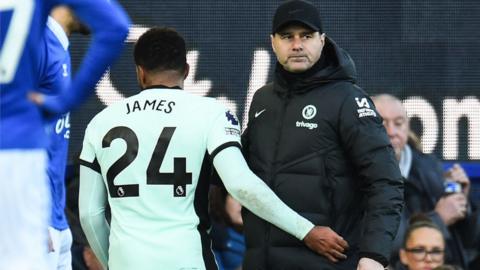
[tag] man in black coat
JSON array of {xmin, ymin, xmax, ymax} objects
[
  {"xmin": 373, "ymin": 94, "xmax": 480, "ymax": 270},
  {"xmin": 241, "ymin": 1, "xmax": 404, "ymax": 269}
]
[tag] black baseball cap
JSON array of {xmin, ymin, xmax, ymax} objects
[{"xmin": 272, "ymin": 0, "xmax": 323, "ymax": 34}]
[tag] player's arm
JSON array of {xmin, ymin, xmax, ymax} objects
[
  {"xmin": 213, "ymin": 146, "xmax": 349, "ymax": 261},
  {"xmin": 208, "ymin": 107, "xmax": 348, "ymax": 260},
  {"xmin": 213, "ymin": 146, "xmax": 312, "ymax": 239},
  {"xmin": 79, "ymin": 164, "xmax": 109, "ymax": 270},
  {"xmin": 37, "ymin": 0, "xmax": 130, "ymax": 114},
  {"xmin": 78, "ymin": 124, "xmax": 109, "ymax": 269}
]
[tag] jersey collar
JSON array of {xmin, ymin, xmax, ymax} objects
[{"xmin": 143, "ymin": 85, "xmax": 182, "ymax": 90}]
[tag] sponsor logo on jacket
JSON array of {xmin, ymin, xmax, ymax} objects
[
  {"xmin": 355, "ymin": 97, "xmax": 377, "ymax": 118},
  {"xmin": 296, "ymin": 105, "xmax": 318, "ymax": 129},
  {"xmin": 296, "ymin": 121, "xmax": 318, "ymax": 130}
]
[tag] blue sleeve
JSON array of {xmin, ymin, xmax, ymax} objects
[{"xmin": 42, "ymin": 0, "xmax": 130, "ymax": 114}]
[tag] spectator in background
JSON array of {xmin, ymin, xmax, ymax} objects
[
  {"xmin": 398, "ymin": 215, "xmax": 447, "ymax": 270},
  {"xmin": 209, "ymin": 186, "xmax": 245, "ymax": 270},
  {"xmin": 38, "ymin": 6, "xmax": 90, "ymax": 269},
  {"xmin": 241, "ymin": 1, "xmax": 404, "ymax": 269},
  {"xmin": 372, "ymin": 94, "xmax": 480, "ymax": 270}
]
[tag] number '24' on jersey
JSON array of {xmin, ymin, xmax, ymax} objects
[{"xmin": 79, "ymin": 88, "xmax": 241, "ymax": 269}]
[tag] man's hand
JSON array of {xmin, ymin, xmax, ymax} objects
[
  {"xmin": 48, "ymin": 230, "xmax": 55, "ymax": 253},
  {"xmin": 83, "ymin": 246, "xmax": 104, "ymax": 270},
  {"xmin": 435, "ymin": 193, "xmax": 467, "ymax": 225},
  {"xmin": 28, "ymin": 92, "xmax": 45, "ymax": 105},
  {"xmin": 225, "ymin": 195, "xmax": 243, "ymax": 227},
  {"xmin": 357, "ymin": 257, "xmax": 384, "ymax": 270},
  {"xmin": 303, "ymin": 226, "xmax": 349, "ymax": 263},
  {"xmin": 445, "ymin": 163, "xmax": 470, "ymax": 196}
]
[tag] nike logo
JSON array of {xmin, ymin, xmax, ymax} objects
[{"xmin": 255, "ymin": 109, "xmax": 266, "ymax": 118}]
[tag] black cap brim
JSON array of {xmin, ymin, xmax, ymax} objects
[{"xmin": 273, "ymin": 19, "xmax": 320, "ymax": 34}]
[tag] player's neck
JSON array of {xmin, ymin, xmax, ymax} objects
[
  {"xmin": 143, "ymin": 80, "xmax": 183, "ymax": 90},
  {"xmin": 142, "ymin": 71, "xmax": 184, "ymax": 90}
]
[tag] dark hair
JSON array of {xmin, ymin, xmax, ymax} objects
[
  {"xmin": 134, "ymin": 27, "xmax": 187, "ymax": 74},
  {"xmin": 403, "ymin": 214, "xmax": 443, "ymax": 247}
]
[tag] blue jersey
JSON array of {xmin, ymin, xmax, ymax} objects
[
  {"xmin": 39, "ymin": 17, "xmax": 71, "ymax": 230},
  {"xmin": 0, "ymin": 0, "xmax": 130, "ymax": 149}
]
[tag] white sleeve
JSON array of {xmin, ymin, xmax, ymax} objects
[
  {"xmin": 206, "ymin": 105, "xmax": 242, "ymax": 159},
  {"xmin": 79, "ymin": 123, "xmax": 97, "ymax": 164},
  {"xmin": 213, "ymin": 147, "xmax": 315, "ymax": 240},
  {"xmin": 79, "ymin": 165, "xmax": 109, "ymax": 270}
]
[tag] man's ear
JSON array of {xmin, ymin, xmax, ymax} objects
[
  {"xmin": 319, "ymin": 33, "xmax": 326, "ymax": 47},
  {"xmin": 136, "ymin": 65, "xmax": 146, "ymax": 88},
  {"xmin": 184, "ymin": 63, "xmax": 190, "ymax": 80},
  {"xmin": 270, "ymin": 34, "xmax": 277, "ymax": 54}
]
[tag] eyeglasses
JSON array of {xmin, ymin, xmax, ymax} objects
[{"xmin": 404, "ymin": 247, "xmax": 444, "ymax": 262}]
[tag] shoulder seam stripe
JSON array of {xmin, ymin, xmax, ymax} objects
[
  {"xmin": 210, "ymin": 142, "xmax": 242, "ymax": 161},
  {"xmin": 78, "ymin": 157, "xmax": 101, "ymax": 173}
]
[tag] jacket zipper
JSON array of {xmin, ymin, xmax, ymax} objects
[{"xmin": 265, "ymin": 93, "xmax": 291, "ymax": 267}]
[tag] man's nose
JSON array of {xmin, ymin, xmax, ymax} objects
[
  {"xmin": 291, "ymin": 36, "xmax": 303, "ymax": 50},
  {"xmin": 385, "ymin": 123, "xmax": 396, "ymax": 137}
]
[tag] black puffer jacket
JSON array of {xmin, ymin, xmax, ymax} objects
[{"xmin": 242, "ymin": 37, "xmax": 404, "ymax": 270}]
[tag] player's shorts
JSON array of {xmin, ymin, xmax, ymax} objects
[
  {"xmin": 47, "ymin": 227, "xmax": 73, "ymax": 270},
  {"xmin": 0, "ymin": 149, "xmax": 50, "ymax": 270}
]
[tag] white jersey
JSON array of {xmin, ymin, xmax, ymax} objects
[{"xmin": 79, "ymin": 87, "xmax": 241, "ymax": 269}]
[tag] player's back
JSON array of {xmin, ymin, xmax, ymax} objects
[
  {"xmin": 84, "ymin": 88, "xmax": 232, "ymax": 269},
  {"xmin": 0, "ymin": 0, "xmax": 52, "ymax": 149}
]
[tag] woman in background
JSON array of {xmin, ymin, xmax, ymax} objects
[{"xmin": 398, "ymin": 215, "xmax": 446, "ymax": 270}]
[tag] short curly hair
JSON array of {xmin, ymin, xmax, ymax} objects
[{"xmin": 134, "ymin": 27, "xmax": 187, "ymax": 74}]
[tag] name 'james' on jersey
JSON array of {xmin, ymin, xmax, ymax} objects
[{"xmin": 80, "ymin": 88, "xmax": 241, "ymax": 269}]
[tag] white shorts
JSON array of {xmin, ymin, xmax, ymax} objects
[
  {"xmin": 0, "ymin": 149, "xmax": 50, "ymax": 270},
  {"xmin": 47, "ymin": 227, "xmax": 73, "ymax": 270}
]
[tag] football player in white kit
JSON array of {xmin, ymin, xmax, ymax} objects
[{"xmin": 79, "ymin": 27, "xmax": 349, "ymax": 270}]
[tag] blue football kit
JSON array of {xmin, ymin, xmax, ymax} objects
[
  {"xmin": 40, "ymin": 16, "xmax": 72, "ymax": 269},
  {"xmin": 0, "ymin": 0, "xmax": 130, "ymax": 149},
  {"xmin": 39, "ymin": 16, "xmax": 71, "ymax": 232},
  {"xmin": 0, "ymin": 0, "xmax": 130, "ymax": 268}
]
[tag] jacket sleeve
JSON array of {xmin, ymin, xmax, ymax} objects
[
  {"xmin": 337, "ymin": 88, "xmax": 404, "ymax": 266},
  {"xmin": 457, "ymin": 189, "xmax": 480, "ymax": 248}
]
